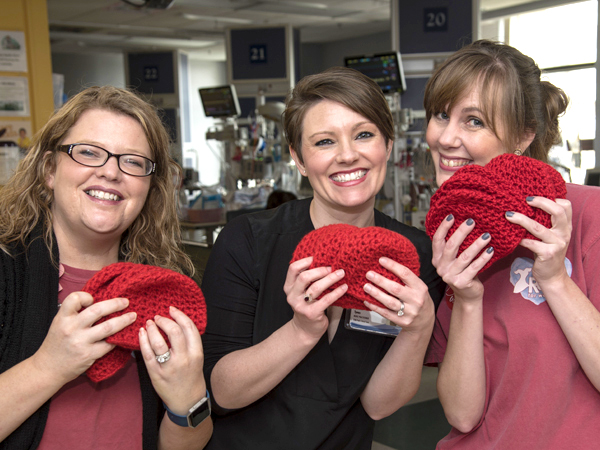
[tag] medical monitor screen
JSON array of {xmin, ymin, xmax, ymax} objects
[
  {"xmin": 344, "ymin": 52, "xmax": 406, "ymax": 94},
  {"xmin": 199, "ymin": 85, "xmax": 241, "ymax": 118}
]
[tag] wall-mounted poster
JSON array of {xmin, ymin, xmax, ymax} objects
[
  {"xmin": 0, "ymin": 119, "xmax": 29, "ymax": 185},
  {"xmin": 0, "ymin": 76, "xmax": 29, "ymax": 116},
  {"xmin": 0, "ymin": 31, "xmax": 27, "ymax": 72},
  {"xmin": 0, "ymin": 119, "xmax": 32, "ymax": 151}
]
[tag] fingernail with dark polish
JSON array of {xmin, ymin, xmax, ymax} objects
[
  {"xmin": 486, "ymin": 247, "xmax": 494, "ymax": 254},
  {"xmin": 482, "ymin": 232, "xmax": 490, "ymax": 240},
  {"xmin": 466, "ymin": 218, "xmax": 474, "ymax": 226},
  {"xmin": 506, "ymin": 211, "xmax": 515, "ymax": 217},
  {"xmin": 526, "ymin": 196, "xmax": 535, "ymax": 202},
  {"xmin": 446, "ymin": 214, "xmax": 454, "ymax": 221}
]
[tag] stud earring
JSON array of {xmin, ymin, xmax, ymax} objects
[{"xmin": 514, "ymin": 148, "xmax": 523, "ymax": 156}]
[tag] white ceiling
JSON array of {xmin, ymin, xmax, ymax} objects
[{"xmin": 46, "ymin": 0, "xmax": 546, "ymax": 59}]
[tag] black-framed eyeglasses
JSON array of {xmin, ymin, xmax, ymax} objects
[{"xmin": 57, "ymin": 143, "xmax": 156, "ymax": 177}]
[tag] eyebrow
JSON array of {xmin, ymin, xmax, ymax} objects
[
  {"xmin": 76, "ymin": 141, "xmax": 150, "ymax": 157},
  {"xmin": 306, "ymin": 121, "xmax": 375, "ymax": 140},
  {"xmin": 461, "ymin": 106, "xmax": 483, "ymax": 114}
]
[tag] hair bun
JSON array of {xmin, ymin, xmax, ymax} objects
[
  {"xmin": 83, "ymin": 262, "xmax": 207, "ymax": 382},
  {"xmin": 291, "ymin": 224, "xmax": 420, "ymax": 310},
  {"xmin": 425, "ymin": 153, "xmax": 566, "ymax": 273}
]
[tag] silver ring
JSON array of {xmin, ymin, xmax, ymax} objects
[
  {"xmin": 156, "ymin": 349, "xmax": 171, "ymax": 364},
  {"xmin": 397, "ymin": 301, "xmax": 405, "ymax": 317},
  {"xmin": 304, "ymin": 292, "xmax": 314, "ymax": 303}
]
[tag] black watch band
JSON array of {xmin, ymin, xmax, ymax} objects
[{"xmin": 164, "ymin": 391, "xmax": 211, "ymax": 428}]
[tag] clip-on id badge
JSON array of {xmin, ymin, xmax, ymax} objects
[{"xmin": 344, "ymin": 308, "xmax": 402, "ymax": 337}]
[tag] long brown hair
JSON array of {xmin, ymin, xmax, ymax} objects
[{"xmin": 424, "ymin": 39, "xmax": 569, "ymax": 162}]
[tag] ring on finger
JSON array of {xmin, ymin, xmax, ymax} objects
[
  {"xmin": 397, "ymin": 301, "xmax": 405, "ymax": 317},
  {"xmin": 156, "ymin": 349, "xmax": 171, "ymax": 364},
  {"xmin": 304, "ymin": 292, "xmax": 314, "ymax": 303}
]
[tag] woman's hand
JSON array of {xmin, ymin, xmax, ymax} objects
[
  {"xmin": 362, "ymin": 257, "xmax": 434, "ymax": 333},
  {"xmin": 283, "ymin": 256, "xmax": 348, "ymax": 342},
  {"xmin": 32, "ymin": 292, "xmax": 137, "ymax": 385},
  {"xmin": 139, "ymin": 306, "xmax": 206, "ymax": 415},
  {"xmin": 506, "ymin": 197, "xmax": 572, "ymax": 287},
  {"xmin": 431, "ymin": 215, "xmax": 494, "ymax": 303}
]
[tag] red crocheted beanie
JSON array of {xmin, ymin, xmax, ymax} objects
[
  {"xmin": 83, "ymin": 262, "xmax": 207, "ymax": 382},
  {"xmin": 425, "ymin": 153, "xmax": 567, "ymax": 272},
  {"xmin": 291, "ymin": 224, "xmax": 420, "ymax": 310}
]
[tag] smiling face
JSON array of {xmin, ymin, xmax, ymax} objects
[
  {"xmin": 46, "ymin": 108, "xmax": 152, "ymax": 247},
  {"xmin": 291, "ymin": 99, "xmax": 391, "ymax": 221},
  {"xmin": 426, "ymin": 85, "xmax": 510, "ymax": 187}
]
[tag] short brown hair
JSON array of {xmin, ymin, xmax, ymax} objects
[
  {"xmin": 283, "ymin": 66, "xmax": 394, "ymax": 163},
  {"xmin": 0, "ymin": 86, "xmax": 194, "ymax": 275},
  {"xmin": 424, "ymin": 39, "xmax": 568, "ymax": 162}
]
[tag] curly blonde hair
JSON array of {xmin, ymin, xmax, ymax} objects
[{"xmin": 0, "ymin": 86, "xmax": 194, "ymax": 276}]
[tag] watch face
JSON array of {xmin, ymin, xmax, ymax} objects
[{"xmin": 189, "ymin": 397, "xmax": 211, "ymax": 428}]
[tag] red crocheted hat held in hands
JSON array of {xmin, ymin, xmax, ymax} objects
[
  {"xmin": 83, "ymin": 262, "xmax": 207, "ymax": 382},
  {"xmin": 291, "ymin": 224, "xmax": 420, "ymax": 310},
  {"xmin": 425, "ymin": 153, "xmax": 567, "ymax": 273}
]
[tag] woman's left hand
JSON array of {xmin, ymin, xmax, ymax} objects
[
  {"xmin": 362, "ymin": 257, "xmax": 434, "ymax": 333},
  {"xmin": 139, "ymin": 306, "xmax": 206, "ymax": 415},
  {"xmin": 506, "ymin": 196, "xmax": 572, "ymax": 286}
]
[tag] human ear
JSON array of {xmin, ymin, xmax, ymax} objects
[
  {"xmin": 517, "ymin": 131, "xmax": 536, "ymax": 153},
  {"xmin": 289, "ymin": 147, "xmax": 307, "ymax": 176},
  {"xmin": 385, "ymin": 139, "xmax": 393, "ymax": 161},
  {"xmin": 43, "ymin": 151, "xmax": 56, "ymax": 190}
]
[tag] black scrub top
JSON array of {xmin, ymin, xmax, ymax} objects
[{"xmin": 201, "ymin": 198, "xmax": 444, "ymax": 450}]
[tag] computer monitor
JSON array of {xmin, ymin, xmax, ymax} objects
[
  {"xmin": 344, "ymin": 52, "xmax": 407, "ymax": 94},
  {"xmin": 199, "ymin": 85, "xmax": 241, "ymax": 118},
  {"xmin": 585, "ymin": 167, "xmax": 600, "ymax": 186},
  {"xmin": 226, "ymin": 26, "xmax": 296, "ymax": 97}
]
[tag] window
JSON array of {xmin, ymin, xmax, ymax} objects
[{"xmin": 483, "ymin": 0, "xmax": 598, "ymax": 183}]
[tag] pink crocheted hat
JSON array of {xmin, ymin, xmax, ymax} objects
[
  {"xmin": 425, "ymin": 153, "xmax": 567, "ymax": 272},
  {"xmin": 291, "ymin": 224, "xmax": 420, "ymax": 310},
  {"xmin": 83, "ymin": 262, "xmax": 207, "ymax": 382}
]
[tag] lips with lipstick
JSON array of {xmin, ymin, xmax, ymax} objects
[
  {"xmin": 86, "ymin": 189, "xmax": 121, "ymax": 201},
  {"xmin": 425, "ymin": 153, "xmax": 567, "ymax": 273},
  {"xmin": 440, "ymin": 156, "xmax": 471, "ymax": 169},
  {"xmin": 331, "ymin": 169, "xmax": 367, "ymax": 182}
]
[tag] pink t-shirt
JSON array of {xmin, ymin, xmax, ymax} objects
[
  {"xmin": 426, "ymin": 184, "xmax": 600, "ymax": 449},
  {"xmin": 37, "ymin": 264, "xmax": 143, "ymax": 450}
]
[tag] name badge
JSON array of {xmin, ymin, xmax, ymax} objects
[{"xmin": 344, "ymin": 309, "xmax": 402, "ymax": 337}]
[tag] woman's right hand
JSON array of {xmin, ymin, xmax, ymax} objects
[
  {"xmin": 32, "ymin": 291, "xmax": 137, "ymax": 384},
  {"xmin": 283, "ymin": 256, "xmax": 347, "ymax": 341},
  {"xmin": 431, "ymin": 215, "xmax": 494, "ymax": 303}
]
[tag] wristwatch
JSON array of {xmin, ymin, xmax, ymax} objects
[{"xmin": 164, "ymin": 392, "xmax": 211, "ymax": 428}]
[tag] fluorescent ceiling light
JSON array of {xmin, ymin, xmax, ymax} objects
[
  {"xmin": 182, "ymin": 13, "xmax": 253, "ymax": 24},
  {"xmin": 277, "ymin": 1, "xmax": 328, "ymax": 9}
]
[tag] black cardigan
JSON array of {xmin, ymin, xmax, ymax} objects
[{"xmin": 0, "ymin": 227, "xmax": 162, "ymax": 449}]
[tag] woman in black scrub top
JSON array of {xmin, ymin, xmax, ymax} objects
[{"xmin": 201, "ymin": 67, "xmax": 445, "ymax": 449}]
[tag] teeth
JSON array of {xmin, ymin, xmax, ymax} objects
[
  {"xmin": 441, "ymin": 157, "xmax": 471, "ymax": 168},
  {"xmin": 332, "ymin": 170, "xmax": 366, "ymax": 182},
  {"xmin": 86, "ymin": 190, "xmax": 120, "ymax": 201}
]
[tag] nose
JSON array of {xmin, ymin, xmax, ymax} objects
[
  {"xmin": 335, "ymin": 138, "xmax": 360, "ymax": 164},
  {"xmin": 437, "ymin": 120, "xmax": 461, "ymax": 149},
  {"xmin": 96, "ymin": 154, "xmax": 121, "ymax": 179}
]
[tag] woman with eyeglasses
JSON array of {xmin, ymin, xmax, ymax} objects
[{"xmin": 0, "ymin": 86, "xmax": 212, "ymax": 450}]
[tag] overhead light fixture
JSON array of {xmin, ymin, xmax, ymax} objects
[
  {"xmin": 277, "ymin": 1, "xmax": 328, "ymax": 9},
  {"xmin": 182, "ymin": 13, "xmax": 253, "ymax": 24}
]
